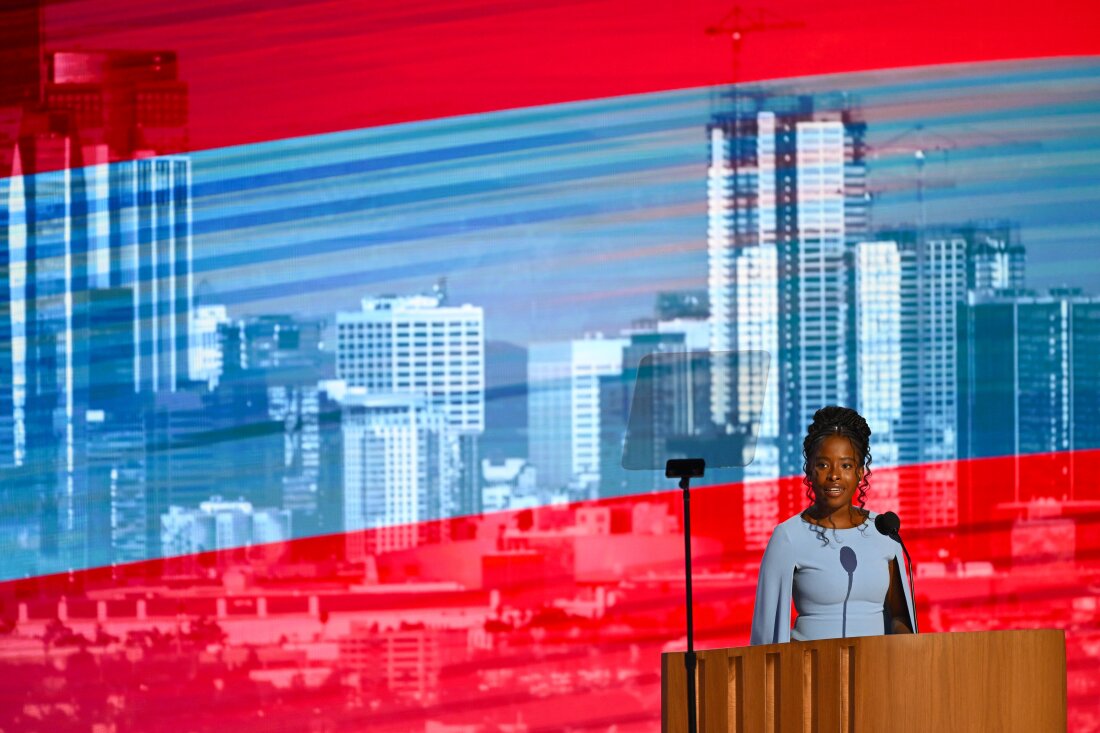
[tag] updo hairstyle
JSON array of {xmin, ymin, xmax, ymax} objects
[{"xmin": 801, "ymin": 405, "xmax": 873, "ymax": 512}]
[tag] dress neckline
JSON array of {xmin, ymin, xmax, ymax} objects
[{"xmin": 799, "ymin": 510, "xmax": 871, "ymax": 530}]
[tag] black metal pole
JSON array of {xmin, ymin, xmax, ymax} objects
[{"xmin": 681, "ymin": 475, "xmax": 697, "ymax": 733}]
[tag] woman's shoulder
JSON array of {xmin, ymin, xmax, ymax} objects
[
  {"xmin": 772, "ymin": 514, "xmax": 811, "ymax": 543},
  {"xmin": 776, "ymin": 513, "xmax": 806, "ymax": 532}
]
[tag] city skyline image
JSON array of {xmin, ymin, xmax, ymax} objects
[{"xmin": 1, "ymin": 1, "xmax": 1100, "ymax": 731}]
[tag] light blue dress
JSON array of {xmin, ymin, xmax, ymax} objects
[{"xmin": 749, "ymin": 511, "xmax": 918, "ymax": 645}]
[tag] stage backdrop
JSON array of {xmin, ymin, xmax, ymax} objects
[{"xmin": 1, "ymin": 0, "xmax": 1100, "ymax": 730}]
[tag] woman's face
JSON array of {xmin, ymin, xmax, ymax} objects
[{"xmin": 809, "ymin": 434, "xmax": 864, "ymax": 513}]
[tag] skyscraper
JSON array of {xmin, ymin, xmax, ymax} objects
[
  {"xmin": 0, "ymin": 2, "xmax": 196, "ymax": 572},
  {"xmin": 0, "ymin": 1, "xmax": 43, "ymax": 108},
  {"xmin": 707, "ymin": 92, "xmax": 868, "ymax": 484},
  {"xmin": 528, "ymin": 335, "xmax": 627, "ymax": 495},
  {"xmin": 337, "ymin": 294, "xmax": 484, "ymax": 516},
  {"xmin": 86, "ymin": 287, "xmax": 145, "ymax": 567},
  {"xmin": 959, "ymin": 289, "xmax": 1100, "ymax": 504},
  {"xmin": 217, "ymin": 314, "xmax": 337, "ymax": 536},
  {"xmin": 189, "ymin": 304, "xmax": 229, "ymax": 388},
  {"xmin": 9, "ymin": 108, "xmax": 92, "ymax": 569},
  {"xmin": 340, "ymin": 392, "xmax": 452, "ymax": 556},
  {"xmin": 855, "ymin": 230, "xmax": 968, "ymax": 528},
  {"xmin": 598, "ymin": 330, "xmax": 688, "ymax": 499},
  {"xmin": 854, "ymin": 240, "xmax": 903, "ymax": 514},
  {"xmin": 104, "ymin": 155, "xmax": 194, "ymax": 393},
  {"xmin": 143, "ymin": 388, "xmax": 215, "ymax": 560},
  {"xmin": 0, "ymin": 109, "xmax": 25, "ymax": 471},
  {"xmin": 963, "ymin": 221, "xmax": 1026, "ymax": 293},
  {"xmin": 44, "ymin": 50, "xmax": 189, "ymax": 160},
  {"xmin": 855, "ymin": 224, "xmax": 1031, "ymax": 530}
]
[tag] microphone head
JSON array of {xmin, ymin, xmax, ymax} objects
[
  {"xmin": 874, "ymin": 511, "xmax": 901, "ymax": 537},
  {"xmin": 839, "ymin": 545, "xmax": 858, "ymax": 573}
]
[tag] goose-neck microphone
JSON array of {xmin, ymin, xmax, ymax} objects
[{"xmin": 875, "ymin": 511, "xmax": 916, "ymax": 631}]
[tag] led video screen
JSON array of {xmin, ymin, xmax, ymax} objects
[{"xmin": 2, "ymin": 1, "xmax": 1100, "ymax": 730}]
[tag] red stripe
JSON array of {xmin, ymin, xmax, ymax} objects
[
  {"xmin": 47, "ymin": 0, "xmax": 1100, "ymax": 154},
  {"xmin": 3, "ymin": 449, "xmax": 1099, "ymax": 730}
]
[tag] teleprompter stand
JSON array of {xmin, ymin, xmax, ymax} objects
[{"xmin": 666, "ymin": 457, "xmax": 706, "ymax": 733}]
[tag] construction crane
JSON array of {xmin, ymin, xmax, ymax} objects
[
  {"xmin": 870, "ymin": 123, "xmax": 959, "ymax": 232},
  {"xmin": 868, "ymin": 123, "xmax": 1043, "ymax": 233},
  {"xmin": 705, "ymin": 5, "xmax": 805, "ymax": 88}
]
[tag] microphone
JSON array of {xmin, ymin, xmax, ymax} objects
[
  {"xmin": 839, "ymin": 546, "xmax": 857, "ymax": 638},
  {"xmin": 874, "ymin": 511, "xmax": 901, "ymax": 539},
  {"xmin": 874, "ymin": 511, "xmax": 916, "ymax": 630}
]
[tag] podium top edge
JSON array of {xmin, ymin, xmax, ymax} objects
[{"xmin": 661, "ymin": 628, "xmax": 1067, "ymax": 657}]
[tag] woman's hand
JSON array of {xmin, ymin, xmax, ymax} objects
[
  {"xmin": 891, "ymin": 617, "xmax": 913, "ymax": 634},
  {"xmin": 886, "ymin": 558, "xmax": 914, "ymax": 634}
]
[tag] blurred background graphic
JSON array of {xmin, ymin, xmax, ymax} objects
[{"xmin": 1, "ymin": 0, "xmax": 1100, "ymax": 730}]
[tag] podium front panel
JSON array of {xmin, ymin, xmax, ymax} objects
[{"xmin": 661, "ymin": 629, "xmax": 1066, "ymax": 733}]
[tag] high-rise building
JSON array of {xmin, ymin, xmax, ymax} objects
[
  {"xmin": 105, "ymin": 156, "xmax": 194, "ymax": 393},
  {"xmin": 598, "ymin": 331, "xmax": 688, "ymax": 499},
  {"xmin": 189, "ymin": 304, "xmax": 229, "ymax": 388},
  {"xmin": 340, "ymin": 392, "xmax": 452, "ymax": 556},
  {"xmin": 87, "ymin": 408, "xmax": 146, "ymax": 566},
  {"xmin": 2, "ymin": 107, "xmax": 102, "ymax": 571},
  {"xmin": 43, "ymin": 49, "xmax": 190, "ymax": 300},
  {"xmin": 337, "ymin": 295, "xmax": 484, "ymax": 516},
  {"xmin": 482, "ymin": 340, "xmax": 527, "ymax": 463},
  {"xmin": 528, "ymin": 335, "xmax": 627, "ymax": 494},
  {"xmin": 337, "ymin": 296, "xmax": 483, "ymax": 432},
  {"xmin": 963, "ymin": 221, "xmax": 1026, "ymax": 293},
  {"xmin": 900, "ymin": 232, "xmax": 968, "ymax": 471},
  {"xmin": 0, "ymin": 4, "xmax": 196, "ymax": 572},
  {"xmin": 204, "ymin": 315, "xmax": 340, "ymax": 538},
  {"xmin": 856, "ymin": 224, "xmax": 1032, "ymax": 530},
  {"xmin": 0, "ymin": 109, "xmax": 25, "ymax": 470},
  {"xmin": 707, "ymin": 92, "xmax": 868, "ymax": 486},
  {"xmin": 853, "ymin": 240, "xmax": 903, "ymax": 516},
  {"xmin": 268, "ymin": 381, "xmax": 342, "ymax": 538},
  {"xmin": 222, "ymin": 314, "xmax": 325, "ymax": 375},
  {"xmin": 9, "ymin": 108, "xmax": 91, "ymax": 570},
  {"xmin": 144, "ymin": 388, "xmax": 216, "ymax": 559},
  {"xmin": 44, "ymin": 50, "xmax": 189, "ymax": 160},
  {"xmin": 0, "ymin": 1, "xmax": 44, "ymax": 108},
  {"xmin": 855, "ymin": 230, "xmax": 968, "ymax": 528},
  {"xmin": 959, "ymin": 289, "xmax": 1100, "ymax": 504},
  {"xmin": 85, "ymin": 287, "xmax": 146, "ymax": 567},
  {"xmin": 863, "ymin": 230, "xmax": 969, "ymax": 465}
]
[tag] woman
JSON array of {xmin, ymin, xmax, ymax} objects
[{"xmin": 750, "ymin": 406, "xmax": 916, "ymax": 645}]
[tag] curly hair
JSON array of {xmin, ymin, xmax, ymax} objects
[{"xmin": 801, "ymin": 406, "xmax": 873, "ymax": 544}]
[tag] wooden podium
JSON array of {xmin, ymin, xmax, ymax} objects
[{"xmin": 661, "ymin": 630, "xmax": 1066, "ymax": 732}]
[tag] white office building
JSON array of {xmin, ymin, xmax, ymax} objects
[
  {"xmin": 160, "ymin": 499, "xmax": 291, "ymax": 557},
  {"xmin": 336, "ymin": 295, "xmax": 484, "ymax": 433},
  {"xmin": 189, "ymin": 304, "xmax": 229, "ymax": 387},
  {"xmin": 855, "ymin": 241, "xmax": 903, "ymax": 514},
  {"xmin": 337, "ymin": 295, "xmax": 484, "ymax": 515},
  {"xmin": 855, "ymin": 232, "xmax": 967, "ymax": 528},
  {"xmin": 340, "ymin": 391, "xmax": 453, "ymax": 556},
  {"xmin": 707, "ymin": 95, "xmax": 868, "ymax": 483},
  {"xmin": 706, "ymin": 95, "xmax": 867, "ymax": 545},
  {"xmin": 528, "ymin": 335, "xmax": 628, "ymax": 493}
]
